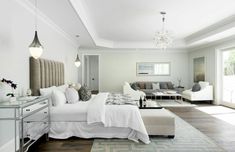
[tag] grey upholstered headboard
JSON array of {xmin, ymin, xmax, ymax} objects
[{"xmin": 30, "ymin": 57, "xmax": 65, "ymax": 96}]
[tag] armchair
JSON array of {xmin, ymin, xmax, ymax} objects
[
  {"xmin": 123, "ymin": 82, "xmax": 146, "ymax": 100},
  {"xmin": 182, "ymin": 81, "xmax": 213, "ymax": 103}
]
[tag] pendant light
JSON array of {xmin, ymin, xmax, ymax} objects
[
  {"xmin": 154, "ymin": 12, "xmax": 173, "ymax": 50},
  {"xmin": 74, "ymin": 54, "xmax": 81, "ymax": 67},
  {"xmin": 29, "ymin": 0, "xmax": 44, "ymax": 59}
]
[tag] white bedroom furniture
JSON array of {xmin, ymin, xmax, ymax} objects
[
  {"xmin": 140, "ymin": 108, "xmax": 175, "ymax": 138},
  {"xmin": 182, "ymin": 81, "xmax": 213, "ymax": 102},
  {"xmin": 152, "ymin": 92, "xmax": 183, "ymax": 103},
  {"xmin": 0, "ymin": 96, "xmax": 49, "ymax": 152},
  {"xmin": 123, "ymin": 82, "xmax": 145, "ymax": 100}
]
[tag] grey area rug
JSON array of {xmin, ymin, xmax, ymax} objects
[
  {"xmin": 157, "ymin": 100, "xmax": 197, "ymax": 108},
  {"xmin": 91, "ymin": 115, "xmax": 225, "ymax": 152}
]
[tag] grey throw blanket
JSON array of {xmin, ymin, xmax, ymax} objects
[{"xmin": 106, "ymin": 93, "xmax": 137, "ymax": 106}]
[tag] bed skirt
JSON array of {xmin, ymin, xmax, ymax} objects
[{"xmin": 49, "ymin": 122, "xmax": 133, "ymax": 139}]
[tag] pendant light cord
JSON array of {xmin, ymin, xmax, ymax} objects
[{"xmin": 35, "ymin": 0, "xmax": 37, "ymax": 31}]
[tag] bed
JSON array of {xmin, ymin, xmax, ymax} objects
[{"xmin": 29, "ymin": 57, "xmax": 150, "ymax": 144}]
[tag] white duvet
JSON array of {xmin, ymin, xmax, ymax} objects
[{"xmin": 87, "ymin": 93, "xmax": 150, "ymax": 144}]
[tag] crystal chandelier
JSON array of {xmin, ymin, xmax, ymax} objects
[{"xmin": 154, "ymin": 12, "xmax": 173, "ymax": 50}]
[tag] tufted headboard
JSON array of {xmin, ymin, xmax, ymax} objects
[{"xmin": 30, "ymin": 57, "xmax": 64, "ymax": 96}]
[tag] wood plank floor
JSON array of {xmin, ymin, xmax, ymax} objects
[{"xmin": 32, "ymin": 104, "xmax": 235, "ymax": 152}]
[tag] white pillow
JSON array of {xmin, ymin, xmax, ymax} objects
[
  {"xmin": 199, "ymin": 81, "xmax": 209, "ymax": 89},
  {"xmin": 40, "ymin": 86, "xmax": 56, "ymax": 96},
  {"xmin": 51, "ymin": 90, "xmax": 66, "ymax": 106},
  {"xmin": 56, "ymin": 84, "xmax": 69, "ymax": 93},
  {"xmin": 152, "ymin": 83, "xmax": 160, "ymax": 90},
  {"xmin": 65, "ymin": 88, "xmax": 79, "ymax": 104}
]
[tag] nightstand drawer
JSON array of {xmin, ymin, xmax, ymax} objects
[
  {"xmin": 23, "ymin": 99, "xmax": 48, "ymax": 117},
  {"xmin": 24, "ymin": 108, "xmax": 49, "ymax": 122}
]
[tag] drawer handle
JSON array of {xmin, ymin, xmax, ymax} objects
[
  {"xmin": 40, "ymin": 102, "xmax": 47, "ymax": 105},
  {"xmin": 44, "ymin": 112, "xmax": 47, "ymax": 114},
  {"xmin": 26, "ymin": 109, "xmax": 30, "ymax": 111}
]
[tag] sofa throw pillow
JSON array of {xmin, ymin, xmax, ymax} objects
[
  {"xmin": 145, "ymin": 83, "xmax": 152, "ymax": 89},
  {"xmin": 152, "ymin": 83, "xmax": 160, "ymax": 90},
  {"xmin": 131, "ymin": 83, "xmax": 139, "ymax": 91},
  {"xmin": 160, "ymin": 82, "xmax": 168, "ymax": 89},
  {"xmin": 78, "ymin": 86, "xmax": 92, "ymax": 101},
  {"xmin": 192, "ymin": 83, "xmax": 201, "ymax": 92},
  {"xmin": 138, "ymin": 83, "xmax": 146, "ymax": 89},
  {"xmin": 65, "ymin": 88, "xmax": 79, "ymax": 104},
  {"xmin": 167, "ymin": 82, "xmax": 174, "ymax": 89}
]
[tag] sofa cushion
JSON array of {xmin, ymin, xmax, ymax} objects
[
  {"xmin": 152, "ymin": 83, "xmax": 160, "ymax": 90},
  {"xmin": 145, "ymin": 83, "xmax": 152, "ymax": 89},
  {"xmin": 131, "ymin": 83, "xmax": 140, "ymax": 91},
  {"xmin": 160, "ymin": 82, "xmax": 168, "ymax": 89},
  {"xmin": 192, "ymin": 83, "xmax": 201, "ymax": 92},
  {"xmin": 167, "ymin": 82, "xmax": 174, "ymax": 89},
  {"xmin": 138, "ymin": 82, "xmax": 146, "ymax": 89}
]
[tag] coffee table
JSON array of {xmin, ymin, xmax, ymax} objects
[{"xmin": 152, "ymin": 92, "xmax": 183, "ymax": 103}]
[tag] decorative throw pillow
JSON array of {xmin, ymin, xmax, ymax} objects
[
  {"xmin": 152, "ymin": 83, "xmax": 160, "ymax": 90},
  {"xmin": 65, "ymin": 88, "xmax": 79, "ymax": 104},
  {"xmin": 145, "ymin": 83, "xmax": 152, "ymax": 89},
  {"xmin": 78, "ymin": 86, "xmax": 92, "ymax": 101},
  {"xmin": 167, "ymin": 82, "xmax": 174, "ymax": 89},
  {"xmin": 51, "ymin": 89, "xmax": 66, "ymax": 106},
  {"xmin": 160, "ymin": 82, "xmax": 168, "ymax": 89},
  {"xmin": 192, "ymin": 83, "xmax": 201, "ymax": 92},
  {"xmin": 131, "ymin": 83, "xmax": 140, "ymax": 90},
  {"xmin": 138, "ymin": 83, "xmax": 146, "ymax": 89}
]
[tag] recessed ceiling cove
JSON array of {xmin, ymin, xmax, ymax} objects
[{"xmin": 70, "ymin": 0, "xmax": 235, "ymax": 49}]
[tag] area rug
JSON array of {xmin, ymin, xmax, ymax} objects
[
  {"xmin": 157, "ymin": 100, "xmax": 197, "ymax": 107},
  {"xmin": 91, "ymin": 115, "xmax": 225, "ymax": 152}
]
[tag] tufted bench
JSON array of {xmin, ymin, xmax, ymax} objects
[{"xmin": 140, "ymin": 108, "xmax": 175, "ymax": 138}]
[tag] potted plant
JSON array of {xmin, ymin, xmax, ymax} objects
[{"xmin": 1, "ymin": 78, "xmax": 17, "ymax": 102}]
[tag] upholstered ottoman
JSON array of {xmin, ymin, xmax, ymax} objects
[{"xmin": 140, "ymin": 108, "xmax": 175, "ymax": 138}]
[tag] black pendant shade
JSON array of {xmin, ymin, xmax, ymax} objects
[{"xmin": 29, "ymin": 31, "xmax": 43, "ymax": 48}]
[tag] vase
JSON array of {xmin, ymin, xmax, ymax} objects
[{"xmin": 0, "ymin": 82, "xmax": 11, "ymax": 102}]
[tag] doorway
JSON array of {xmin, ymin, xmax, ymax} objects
[
  {"xmin": 221, "ymin": 48, "xmax": 235, "ymax": 108},
  {"xmin": 83, "ymin": 55, "xmax": 99, "ymax": 94}
]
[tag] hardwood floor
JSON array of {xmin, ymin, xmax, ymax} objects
[
  {"xmin": 167, "ymin": 105, "xmax": 235, "ymax": 152},
  {"xmin": 32, "ymin": 104, "xmax": 235, "ymax": 152}
]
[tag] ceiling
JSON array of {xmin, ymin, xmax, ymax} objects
[{"xmin": 29, "ymin": 0, "xmax": 235, "ymax": 50}]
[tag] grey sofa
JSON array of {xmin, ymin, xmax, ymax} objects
[{"xmin": 130, "ymin": 81, "xmax": 177, "ymax": 97}]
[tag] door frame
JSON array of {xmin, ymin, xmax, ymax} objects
[
  {"xmin": 216, "ymin": 46, "xmax": 235, "ymax": 108},
  {"xmin": 82, "ymin": 53, "xmax": 100, "ymax": 91}
]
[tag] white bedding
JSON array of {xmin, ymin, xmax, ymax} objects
[
  {"xmin": 49, "ymin": 93, "xmax": 150, "ymax": 144},
  {"xmin": 50, "ymin": 101, "xmax": 90, "ymax": 122}
]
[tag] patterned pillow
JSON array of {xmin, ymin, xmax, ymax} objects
[
  {"xmin": 131, "ymin": 83, "xmax": 140, "ymax": 90},
  {"xmin": 78, "ymin": 86, "xmax": 92, "ymax": 101}
]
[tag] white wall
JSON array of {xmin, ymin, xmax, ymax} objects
[
  {"xmin": 81, "ymin": 50, "xmax": 189, "ymax": 92},
  {"xmin": 0, "ymin": 0, "xmax": 79, "ymax": 149}
]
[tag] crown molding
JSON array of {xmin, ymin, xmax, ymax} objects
[
  {"xmin": 79, "ymin": 48, "xmax": 188, "ymax": 54},
  {"xmin": 185, "ymin": 15, "xmax": 235, "ymax": 45},
  {"xmin": 187, "ymin": 35, "xmax": 235, "ymax": 52},
  {"xmin": 15, "ymin": 0, "xmax": 79, "ymax": 48}
]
